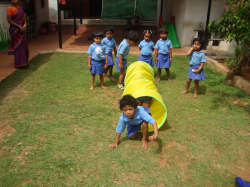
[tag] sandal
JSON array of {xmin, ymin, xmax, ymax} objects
[{"xmin": 118, "ymin": 83, "xmax": 124, "ymax": 90}]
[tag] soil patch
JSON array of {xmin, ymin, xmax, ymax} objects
[{"xmin": 215, "ymin": 60, "xmax": 250, "ymax": 82}]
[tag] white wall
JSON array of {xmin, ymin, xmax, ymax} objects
[
  {"xmin": 48, "ymin": 0, "xmax": 58, "ymax": 23},
  {"xmin": 0, "ymin": 4, "xmax": 11, "ymax": 42},
  {"xmin": 35, "ymin": 0, "xmax": 50, "ymax": 31},
  {"xmin": 171, "ymin": 0, "xmax": 185, "ymax": 47}
]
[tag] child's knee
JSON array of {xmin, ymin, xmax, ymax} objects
[{"xmin": 142, "ymin": 122, "xmax": 148, "ymax": 129}]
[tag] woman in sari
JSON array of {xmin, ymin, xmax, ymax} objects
[{"xmin": 7, "ymin": 0, "xmax": 30, "ymax": 68}]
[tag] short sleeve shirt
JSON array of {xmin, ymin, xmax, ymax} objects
[
  {"xmin": 154, "ymin": 39, "xmax": 173, "ymax": 54},
  {"xmin": 116, "ymin": 39, "xmax": 130, "ymax": 59},
  {"xmin": 116, "ymin": 106, "xmax": 156, "ymax": 133},
  {"xmin": 87, "ymin": 42, "xmax": 108, "ymax": 61},
  {"xmin": 189, "ymin": 50, "xmax": 206, "ymax": 65},
  {"xmin": 7, "ymin": 6, "xmax": 20, "ymax": 16},
  {"xmin": 101, "ymin": 37, "xmax": 117, "ymax": 54},
  {"xmin": 139, "ymin": 40, "xmax": 154, "ymax": 56}
]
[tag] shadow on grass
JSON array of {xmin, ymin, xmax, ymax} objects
[{"xmin": 0, "ymin": 53, "xmax": 54, "ymax": 103}]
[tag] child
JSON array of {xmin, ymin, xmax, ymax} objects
[
  {"xmin": 101, "ymin": 26, "xmax": 117, "ymax": 82},
  {"xmin": 133, "ymin": 15, "xmax": 141, "ymax": 27},
  {"xmin": 137, "ymin": 30, "xmax": 154, "ymax": 67},
  {"xmin": 87, "ymin": 30, "xmax": 108, "ymax": 90},
  {"xmin": 182, "ymin": 38, "xmax": 206, "ymax": 98},
  {"xmin": 154, "ymin": 27, "xmax": 173, "ymax": 82},
  {"xmin": 116, "ymin": 31, "xmax": 138, "ymax": 90},
  {"xmin": 108, "ymin": 95, "xmax": 158, "ymax": 150}
]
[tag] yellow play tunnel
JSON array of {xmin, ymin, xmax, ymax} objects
[{"xmin": 123, "ymin": 61, "xmax": 167, "ymax": 132}]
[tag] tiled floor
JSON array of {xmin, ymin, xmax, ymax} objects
[{"xmin": 0, "ymin": 25, "xmax": 198, "ymax": 82}]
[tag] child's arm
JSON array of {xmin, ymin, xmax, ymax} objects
[
  {"xmin": 169, "ymin": 48, "xmax": 172, "ymax": 63},
  {"xmin": 113, "ymin": 47, "xmax": 117, "ymax": 56},
  {"xmin": 139, "ymin": 47, "xmax": 141, "ymax": 51},
  {"xmin": 187, "ymin": 47, "xmax": 194, "ymax": 56},
  {"xmin": 155, "ymin": 49, "xmax": 159, "ymax": 64},
  {"xmin": 119, "ymin": 54, "xmax": 124, "ymax": 69},
  {"xmin": 104, "ymin": 54, "xmax": 108, "ymax": 69},
  {"xmin": 108, "ymin": 132, "xmax": 121, "ymax": 149},
  {"xmin": 148, "ymin": 121, "xmax": 158, "ymax": 141},
  {"xmin": 88, "ymin": 55, "xmax": 92, "ymax": 69},
  {"xmin": 194, "ymin": 62, "xmax": 205, "ymax": 74}
]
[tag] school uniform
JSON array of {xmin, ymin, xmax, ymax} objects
[
  {"xmin": 116, "ymin": 39, "xmax": 130, "ymax": 72},
  {"xmin": 137, "ymin": 40, "xmax": 154, "ymax": 67},
  {"xmin": 101, "ymin": 37, "xmax": 117, "ymax": 66},
  {"xmin": 87, "ymin": 42, "xmax": 107, "ymax": 74},
  {"xmin": 187, "ymin": 50, "xmax": 206, "ymax": 80},
  {"xmin": 116, "ymin": 106, "xmax": 155, "ymax": 137},
  {"xmin": 154, "ymin": 38, "xmax": 173, "ymax": 68}
]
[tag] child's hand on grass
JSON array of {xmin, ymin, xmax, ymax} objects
[
  {"xmin": 148, "ymin": 134, "xmax": 157, "ymax": 141},
  {"xmin": 108, "ymin": 143, "xmax": 118, "ymax": 149}
]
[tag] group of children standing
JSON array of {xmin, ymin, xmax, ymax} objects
[
  {"xmin": 87, "ymin": 25, "xmax": 207, "ymax": 149},
  {"xmin": 87, "ymin": 25, "xmax": 206, "ymax": 97}
]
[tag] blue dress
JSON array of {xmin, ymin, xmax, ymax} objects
[
  {"xmin": 154, "ymin": 38, "xmax": 173, "ymax": 69},
  {"xmin": 138, "ymin": 40, "xmax": 154, "ymax": 67},
  {"xmin": 116, "ymin": 39, "xmax": 130, "ymax": 72},
  {"xmin": 187, "ymin": 51, "xmax": 206, "ymax": 81},
  {"xmin": 101, "ymin": 37, "xmax": 116, "ymax": 66}
]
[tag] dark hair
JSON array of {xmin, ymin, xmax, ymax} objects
[
  {"xmin": 92, "ymin": 30, "xmax": 104, "ymax": 38},
  {"xmin": 105, "ymin": 26, "xmax": 114, "ymax": 34},
  {"xmin": 127, "ymin": 19, "xmax": 131, "ymax": 22},
  {"xmin": 119, "ymin": 95, "xmax": 138, "ymax": 111},
  {"xmin": 192, "ymin": 38, "xmax": 203, "ymax": 50},
  {"xmin": 159, "ymin": 27, "xmax": 168, "ymax": 34},
  {"xmin": 125, "ymin": 31, "xmax": 139, "ymax": 42},
  {"xmin": 143, "ymin": 30, "xmax": 153, "ymax": 37}
]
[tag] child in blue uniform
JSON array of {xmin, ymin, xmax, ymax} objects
[
  {"xmin": 108, "ymin": 95, "xmax": 158, "ymax": 150},
  {"xmin": 116, "ymin": 31, "xmax": 138, "ymax": 90},
  {"xmin": 154, "ymin": 27, "xmax": 173, "ymax": 82},
  {"xmin": 87, "ymin": 30, "xmax": 108, "ymax": 90},
  {"xmin": 137, "ymin": 30, "xmax": 154, "ymax": 67},
  {"xmin": 182, "ymin": 38, "xmax": 206, "ymax": 98},
  {"xmin": 102, "ymin": 26, "xmax": 117, "ymax": 82}
]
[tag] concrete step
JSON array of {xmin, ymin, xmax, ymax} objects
[{"xmin": 61, "ymin": 19, "xmax": 157, "ymax": 26}]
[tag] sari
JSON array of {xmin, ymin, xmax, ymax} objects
[{"xmin": 8, "ymin": 7, "xmax": 29, "ymax": 68}]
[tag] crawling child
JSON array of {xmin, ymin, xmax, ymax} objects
[{"xmin": 108, "ymin": 95, "xmax": 158, "ymax": 149}]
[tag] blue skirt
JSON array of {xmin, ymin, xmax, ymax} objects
[
  {"xmin": 138, "ymin": 54, "xmax": 154, "ymax": 67},
  {"xmin": 89, "ymin": 59, "xmax": 106, "ymax": 75},
  {"xmin": 155, "ymin": 53, "xmax": 171, "ymax": 69},
  {"xmin": 115, "ymin": 57, "xmax": 127, "ymax": 72},
  {"xmin": 126, "ymin": 106, "xmax": 152, "ymax": 137},
  {"xmin": 187, "ymin": 64, "xmax": 206, "ymax": 81},
  {"xmin": 107, "ymin": 52, "xmax": 114, "ymax": 66}
]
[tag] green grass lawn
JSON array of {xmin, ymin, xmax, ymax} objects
[{"xmin": 0, "ymin": 52, "xmax": 249, "ymax": 186}]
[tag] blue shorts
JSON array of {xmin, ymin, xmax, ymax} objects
[
  {"xmin": 89, "ymin": 59, "xmax": 105, "ymax": 75},
  {"xmin": 155, "ymin": 53, "xmax": 171, "ymax": 69},
  {"xmin": 126, "ymin": 106, "xmax": 152, "ymax": 137},
  {"xmin": 115, "ymin": 57, "xmax": 127, "ymax": 72},
  {"xmin": 138, "ymin": 54, "xmax": 154, "ymax": 67},
  {"xmin": 107, "ymin": 52, "xmax": 115, "ymax": 66},
  {"xmin": 187, "ymin": 64, "xmax": 206, "ymax": 81}
]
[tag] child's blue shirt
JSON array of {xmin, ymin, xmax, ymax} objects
[
  {"xmin": 139, "ymin": 40, "xmax": 154, "ymax": 56},
  {"xmin": 189, "ymin": 50, "xmax": 206, "ymax": 65},
  {"xmin": 116, "ymin": 106, "xmax": 156, "ymax": 134},
  {"xmin": 101, "ymin": 37, "xmax": 117, "ymax": 54},
  {"xmin": 87, "ymin": 42, "xmax": 108, "ymax": 61},
  {"xmin": 116, "ymin": 39, "xmax": 130, "ymax": 59},
  {"xmin": 154, "ymin": 38, "xmax": 173, "ymax": 54}
]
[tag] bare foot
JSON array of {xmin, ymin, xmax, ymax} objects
[
  {"xmin": 90, "ymin": 86, "xmax": 94, "ymax": 90},
  {"xmin": 110, "ymin": 77, "xmax": 116, "ymax": 82},
  {"xmin": 168, "ymin": 79, "xmax": 172, "ymax": 82},
  {"xmin": 181, "ymin": 90, "xmax": 188, "ymax": 94},
  {"xmin": 141, "ymin": 140, "xmax": 148, "ymax": 149},
  {"xmin": 101, "ymin": 85, "xmax": 106, "ymax": 89},
  {"xmin": 104, "ymin": 76, "xmax": 110, "ymax": 79},
  {"xmin": 193, "ymin": 93, "xmax": 198, "ymax": 98},
  {"xmin": 156, "ymin": 78, "xmax": 161, "ymax": 82}
]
